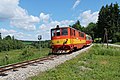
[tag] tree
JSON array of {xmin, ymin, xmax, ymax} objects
[
  {"xmin": 83, "ymin": 22, "xmax": 97, "ymax": 40},
  {"xmin": 97, "ymin": 3, "xmax": 120, "ymax": 42},
  {"xmin": 72, "ymin": 20, "xmax": 82, "ymax": 31},
  {"xmin": 4, "ymin": 35, "xmax": 12, "ymax": 40},
  {"xmin": 0, "ymin": 34, "xmax": 24, "ymax": 52}
]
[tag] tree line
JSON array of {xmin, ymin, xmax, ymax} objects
[
  {"xmin": 0, "ymin": 33, "xmax": 24, "ymax": 52},
  {"xmin": 32, "ymin": 40, "xmax": 51, "ymax": 49},
  {"xmin": 71, "ymin": 3, "xmax": 120, "ymax": 43}
]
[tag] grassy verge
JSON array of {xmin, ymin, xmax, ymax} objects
[
  {"xmin": 114, "ymin": 42, "xmax": 120, "ymax": 45},
  {"xmin": 29, "ymin": 44, "xmax": 120, "ymax": 80},
  {"xmin": 0, "ymin": 46, "xmax": 50, "ymax": 66}
]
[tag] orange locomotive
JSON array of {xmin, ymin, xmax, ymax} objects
[{"xmin": 51, "ymin": 25, "xmax": 92, "ymax": 53}]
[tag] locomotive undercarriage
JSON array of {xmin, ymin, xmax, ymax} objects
[{"xmin": 52, "ymin": 45, "xmax": 71, "ymax": 53}]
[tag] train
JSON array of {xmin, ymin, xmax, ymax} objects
[{"xmin": 51, "ymin": 25, "xmax": 92, "ymax": 53}]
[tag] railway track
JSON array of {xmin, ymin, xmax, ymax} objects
[
  {"xmin": 0, "ymin": 45, "xmax": 94, "ymax": 77},
  {"xmin": 0, "ymin": 45, "xmax": 93, "ymax": 80},
  {"xmin": 0, "ymin": 55, "xmax": 58, "ymax": 76}
]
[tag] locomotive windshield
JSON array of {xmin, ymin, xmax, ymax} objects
[
  {"xmin": 62, "ymin": 28, "xmax": 68, "ymax": 35},
  {"xmin": 56, "ymin": 29, "xmax": 60, "ymax": 36},
  {"xmin": 51, "ymin": 28, "xmax": 68, "ymax": 37}
]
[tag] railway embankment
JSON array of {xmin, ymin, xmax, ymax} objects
[
  {"xmin": 30, "ymin": 44, "xmax": 120, "ymax": 80},
  {"xmin": 0, "ymin": 45, "xmax": 93, "ymax": 80}
]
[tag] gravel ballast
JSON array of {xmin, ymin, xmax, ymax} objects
[{"xmin": 0, "ymin": 45, "xmax": 93, "ymax": 80}]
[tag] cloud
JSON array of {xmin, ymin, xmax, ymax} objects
[
  {"xmin": 0, "ymin": 0, "xmax": 40, "ymax": 31},
  {"xmin": 38, "ymin": 20, "xmax": 74, "ymax": 40},
  {"xmin": 0, "ymin": 28, "xmax": 16, "ymax": 35},
  {"xmin": 0, "ymin": 0, "xmax": 19, "ymax": 20},
  {"xmin": 72, "ymin": 0, "xmax": 80, "ymax": 9},
  {"xmin": 0, "ymin": 28, "xmax": 35, "ymax": 40},
  {"xmin": 78, "ymin": 10, "xmax": 99, "ymax": 27},
  {"xmin": 40, "ymin": 13, "xmax": 50, "ymax": 23},
  {"xmin": 39, "ymin": 20, "xmax": 74, "ymax": 30},
  {"xmin": 0, "ymin": 28, "xmax": 17, "ymax": 38},
  {"xmin": 10, "ymin": 15, "xmax": 40, "ymax": 31}
]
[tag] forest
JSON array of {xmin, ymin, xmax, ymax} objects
[{"xmin": 72, "ymin": 3, "xmax": 120, "ymax": 43}]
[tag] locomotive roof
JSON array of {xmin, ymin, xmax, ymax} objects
[{"xmin": 51, "ymin": 26, "xmax": 85, "ymax": 34}]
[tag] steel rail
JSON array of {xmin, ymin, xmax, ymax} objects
[{"xmin": 0, "ymin": 55, "xmax": 57, "ymax": 74}]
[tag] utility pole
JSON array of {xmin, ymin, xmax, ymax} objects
[
  {"xmin": 103, "ymin": 28, "xmax": 108, "ymax": 48},
  {"xmin": 38, "ymin": 35, "xmax": 42, "ymax": 51}
]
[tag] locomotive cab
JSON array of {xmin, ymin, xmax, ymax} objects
[{"xmin": 51, "ymin": 25, "xmax": 70, "ymax": 53}]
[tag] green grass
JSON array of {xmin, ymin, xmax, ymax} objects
[
  {"xmin": 0, "ymin": 46, "xmax": 50, "ymax": 66},
  {"xmin": 22, "ymin": 41, "xmax": 33, "ymax": 45},
  {"xmin": 29, "ymin": 44, "xmax": 120, "ymax": 80},
  {"xmin": 114, "ymin": 42, "xmax": 120, "ymax": 45}
]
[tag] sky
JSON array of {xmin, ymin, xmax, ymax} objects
[{"xmin": 0, "ymin": 0, "xmax": 120, "ymax": 41}]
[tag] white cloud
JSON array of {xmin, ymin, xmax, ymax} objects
[
  {"xmin": 39, "ymin": 20, "xmax": 74, "ymax": 40},
  {"xmin": 72, "ymin": 0, "xmax": 80, "ymax": 9},
  {"xmin": 78, "ymin": 10, "xmax": 99, "ymax": 27},
  {"xmin": 39, "ymin": 20, "xmax": 74, "ymax": 30},
  {"xmin": 0, "ymin": 28, "xmax": 17, "ymax": 38},
  {"xmin": 40, "ymin": 13, "xmax": 50, "ymax": 23},
  {"xmin": 0, "ymin": 28, "xmax": 36, "ymax": 40},
  {"xmin": 0, "ymin": 28, "xmax": 16, "ymax": 34},
  {"xmin": 0, "ymin": 0, "xmax": 19, "ymax": 20},
  {"xmin": 0, "ymin": 0, "xmax": 40, "ymax": 31}
]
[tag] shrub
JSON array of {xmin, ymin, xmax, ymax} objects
[{"xmin": 19, "ymin": 47, "xmax": 34, "ymax": 60}]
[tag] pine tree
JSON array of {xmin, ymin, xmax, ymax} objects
[{"xmin": 97, "ymin": 3, "xmax": 120, "ymax": 42}]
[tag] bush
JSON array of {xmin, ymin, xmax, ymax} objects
[
  {"xmin": 0, "ymin": 35, "xmax": 24, "ymax": 52},
  {"xmin": 19, "ymin": 47, "xmax": 34, "ymax": 60},
  {"xmin": 112, "ymin": 32, "xmax": 120, "ymax": 42}
]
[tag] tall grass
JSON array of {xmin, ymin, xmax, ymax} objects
[
  {"xmin": 92, "ymin": 44, "xmax": 120, "ymax": 56},
  {"xmin": 29, "ymin": 44, "xmax": 120, "ymax": 80},
  {"xmin": 0, "ymin": 46, "xmax": 50, "ymax": 66},
  {"xmin": 114, "ymin": 42, "xmax": 120, "ymax": 45}
]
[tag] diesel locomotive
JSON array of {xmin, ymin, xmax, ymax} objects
[{"xmin": 51, "ymin": 25, "xmax": 92, "ymax": 53}]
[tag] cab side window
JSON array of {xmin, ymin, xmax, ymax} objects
[
  {"xmin": 81, "ymin": 33, "xmax": 84, "ymax": 38},
  {"xmin": 52, "ymin": 30, "xmax": 55, "ymax": 37},
  {"xmin": 74, "ymin": 30, "xmax": 75, "ymax": 36}
]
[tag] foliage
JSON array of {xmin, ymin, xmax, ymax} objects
[
  {"xmin": 0, "ymin": 46, "xmax": 50, "ymax": 66},
  {"xmin": 92, "ymin": 44, "xmax": 120, "ymax": 56},
  {"xmin": 73, "ymin": 3, "xmax": 120, "ymax": 43},
  {"xmin": 94, "ymin": 38, "xmax": 102, "ymax": 43},
  {"xmin": 71, "ymin": 20, "xmax": 83, "ymax": 31},
  {"xmin": 30, "ymin": 44, "xmax": 120, "ymax": 80},
  {"xmin": 83, "ymin": 22, "xmax": 97, "ymax": 40},
  {"xmin": 0, "ymin": 35, "xmax": 24, "ymax": 52},
  {"xmin": 114, "ymin": 42, "xmax": 120, "ymax": 45},
  {"xmin": 97, "ymin": 3, "xmax": 120, "ymax": 42},
  {"xmin": 32, "ymin": 40, "xmax": 51, "ymax": 49},
  {"xmin": 0, "ymin": 33, "xmax": 2, "ymax": 40},
  {"xmin": 19, "ymin": 46, "xmax": 34, "ymax": 60},
  {"xmin": 22, "ymin": 41, "xmax": 33, "ymax": 45}
]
